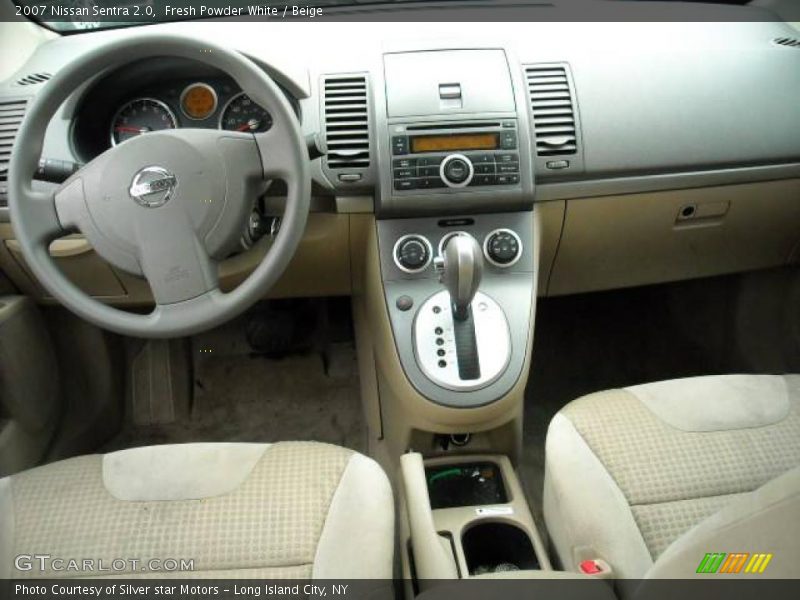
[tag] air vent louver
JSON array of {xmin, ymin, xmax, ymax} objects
[
  {"xmin": 0, "ymin": 100, "xmax": 28, "ymax": 207},
  {"xmin": 16, "ymin": 72, "xmax": 52, "ymax": 86},
  {"xmin": 773, "ymin": 37, "xmax": 800, "ymax": 48},
  {"xmin": 323, "ymin": 75, "xmax": 370, "ymax": 169},
  {"xmin": 525, "ymin": 65, "xmax": 578, "ymax": 157}
]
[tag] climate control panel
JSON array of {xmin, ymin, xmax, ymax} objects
[{"xmin": 391, "ymin": 228, "xmax": 522, "ymax": 274}]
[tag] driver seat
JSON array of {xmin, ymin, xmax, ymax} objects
[{"xmin": 0, "ymin": 442, "xmax": 394, "ymax": 578}]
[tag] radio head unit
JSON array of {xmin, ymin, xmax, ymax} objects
[{"xmin": 390, "ymin": 120, "xmax": 521, "ymax": 193}]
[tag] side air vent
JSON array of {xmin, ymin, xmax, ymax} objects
[
  {"xmin": 16, "ymin": 72, "xmax": 52, "ymax": 86},
  {"xmin": 525, "ymin": 65, "xmax": 579, "ymax": 157},
  {"xmin": 322, "ymin": 74, "xmax": 370, "ymax": 169},
  {"xmin": 773, "ymin": 37, "xmax": 800, "ymax": 48},
  {"xmin": 0, "ymin": 100, "xmax": 28, "ymax": 207}
]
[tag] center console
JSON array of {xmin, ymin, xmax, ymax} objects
[
  {"xmin": 377, "ymin": 213, "xmax": 534, "ymax": 407},
  {"xmin": 400, "ymin": 452, "xmax": 551, "ymax": 584},
  {"xmin": 371, "ymin": 47, "xmax": 537, "ymax": 407},
  {"xmin": 349, "ymin": 45, "xmax": 545, "ymax": 589}
]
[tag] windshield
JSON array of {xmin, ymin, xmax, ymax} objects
[{"xmin": 11, "ymin": 0, "xmax": 753, "ymax": 33}]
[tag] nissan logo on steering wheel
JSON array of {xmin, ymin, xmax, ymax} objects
[{"xmin": 129, "ymin": 166, "xmax": 178, "ymax": 208}]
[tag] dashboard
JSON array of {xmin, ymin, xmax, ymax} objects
[{"xmin": 0, "ymin": 16, "xmax": 799, "ymax": 305}]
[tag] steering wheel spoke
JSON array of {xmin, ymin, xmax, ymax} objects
[
  {"xmin": 53, "ymin": 176, "xmax": 88, "ymax": 233},
  {"xmin": 255, "ymin": 121, "xmax": 303, "ymax": 180},
  {"xmin": 135, "ymin": 213, "xmax": 219, "ymax": 306},
  {"xmin": 17, "ymin": 188, "xmax": 65, "ymax": 246}
]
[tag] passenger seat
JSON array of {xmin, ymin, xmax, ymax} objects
[{"xmin": 543, "ymin": 375, "xmax": 800, "ymax": 579}]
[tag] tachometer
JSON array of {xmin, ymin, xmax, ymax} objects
[
  {"xmin": 111, "ymin": 98, "xmax": 177, "ymax": 146},
  {"xmin": 219, "ymin": 93, "xmax": 272, "ymax": 133}
]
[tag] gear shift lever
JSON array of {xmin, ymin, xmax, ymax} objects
[
  {"xmin": 417, "ymin": 232, "xmax": 510, "ymax": 388},
  {"xmin": 436, "ymin": 233, "xmax": 483, "ymax": 321}
]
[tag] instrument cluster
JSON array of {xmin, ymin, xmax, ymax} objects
[
  {"xmin": 110, "ymin": 80, "xmax": 273, "ymax": 146},
  {"xmin": 71, "ymin": 58, "xmax": 300, "ymax": 162}
]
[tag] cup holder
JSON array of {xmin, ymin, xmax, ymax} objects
[{"xmin": 461, "ymin": 521, "xmax": 540, "ymax": 575}]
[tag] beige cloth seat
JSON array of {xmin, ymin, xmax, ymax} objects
[
  {"xmin": 0, "ymin": 441, "xmax": 394, "ymax": 579},
  {"xmin": 544, "ymin": 374, "xmax": 800, "ymax": 579}
]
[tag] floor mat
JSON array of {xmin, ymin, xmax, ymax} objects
[{"xmin": 105, "ymin": 318, "xmax": 366, "ymax": 454}]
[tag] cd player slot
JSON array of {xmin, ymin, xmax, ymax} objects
[{"xmin": 406, "ymin": 121, "xmax": 502, "ymax": 131}]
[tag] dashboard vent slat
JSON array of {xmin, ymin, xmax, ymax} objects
[
  {"xmin": 773, "ymin": 37, "xmax": 800, "ymax": 48},
  {"xmin": 525, "ymin": 65, "xmax": 579, "ymax": 157},
  {"xmin": 15, "ymin": 72, "xmax": 52, "ymax": 86},
  {"xmin": 0, "ymin": 99, "xmax": 27, "ymax": 208},
  {"xmin": 323, "ymin": 74, "xmax": 371, "ymax": 169}
]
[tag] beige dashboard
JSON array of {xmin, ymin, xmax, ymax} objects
[{"xmin": 2, "ymin": 176, "xmax": 799, "ymax": 305}]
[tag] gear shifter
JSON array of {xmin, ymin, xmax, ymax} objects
[
  {"xmin": 436, "ymin": 233, "xmax": 483, "ymax": 321},
  {"xmin": 416, "ymin": 231, "xmax": 510, "ymax": 390}
]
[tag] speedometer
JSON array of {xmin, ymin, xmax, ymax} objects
[
  {"xmin": 219, "ymin": 93, "xmax": 272, "ymax": 133},
  {"xmin": 111, "ymin": 98, "xmax": 177, "ymax": 146}
]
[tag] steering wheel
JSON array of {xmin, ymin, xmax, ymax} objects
[{"xmin": 7, "ymin": 34, "xmax": 310, "ymax": 338}]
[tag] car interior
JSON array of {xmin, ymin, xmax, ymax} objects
[{"xmin": 0, "ymin": 0, "xmax": 799, "ymax": 596}]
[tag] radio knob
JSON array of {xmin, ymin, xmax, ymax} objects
[
  {"xmin": 440, "ymin": 154, "xmax": 474, "ymax": 187},
  {"xmin": 395, "ymin": 235, "xmax": 432, "ymax": 272},
  {"xmin": 485, "ymin": 229, "xmax": 522, "ymax": 267}
]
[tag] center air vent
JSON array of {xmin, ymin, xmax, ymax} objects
[
  {"xmin": 322, "ymin": 74, "xmax": 371, "ymax": 169},
  {"xmin": 525, "ymin": 65, "xmax": 579, "ymax": 157},
  {"xmin": 0, "ymin": 100, "xmax": 28, "ymax": 208},
  {"xmin": 16, "ymin": 72, "xmax": 52, "ymax": 86}
]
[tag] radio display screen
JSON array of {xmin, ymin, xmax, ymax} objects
[{"xmin": 410, "ymin": 133, "xmax": 499, "ymax": 153}]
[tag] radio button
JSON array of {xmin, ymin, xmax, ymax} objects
[
  {"xmin": 496, "ymin": 153, "xmax": 519, "ymax": 163},
  {"xmin": 418, "ymin": 177, "xmax": 446, "ymax": 189},
  {"xmin": 496, "ymin": 174, "xmax": 520, "ymax": 185},
  {"xmin": 499, "ymin": 131, "xmax": 517, "ymax": 149},
  {"xmin": 474, "ymin": 163, "xmax": 496, "ymax": 175},
  {"xmin": 471, "ymin": 174, "xmax": 496, "ymax": 186},
  {"xmin": 418, "ymin": 156, "xmax": 443, "ymax": 167},
  {"xmin": 392, "ymin": 136, "xmax": 409, "ymax": 155},
  {"xmin": 394, "ymin": 179, "xmax": 416, "ymax": 191},
  {"xmin": 419, "ymin": 165, "xmax": 440, "ymax": 177},
  {"xmin": 497, "ymin": 163, "xmax": 519, "ymax": 174},
  {"xmin": 445, "ymin": 161, "xmax": 469, "ymax": 182},
  {"xmin": 393, "ymin": 158, "xmax": 416, "ymax": 169},
  {"xmin": 440, "ymin": 154, "xmax": 474, "ymax": 187},
  {"xmin": 394, "ymin": 168, "xmax": 416, "ymax": 179}
]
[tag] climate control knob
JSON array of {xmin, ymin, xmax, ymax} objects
[
  {"xmin": 394, "ymin": 234, "xmax": 433, "ymax": 273},
  {"xmin": 484, "ymin": 228, "xmax": 522, "ymax": 267},
  {"xmin": 440, "ymin": 154, "xmax": 474, "ymax": 188}
]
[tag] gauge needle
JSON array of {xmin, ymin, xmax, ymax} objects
[
  {"xmin": 115, "ymin": 126, "xmax": 149, "ymax": 133},
  {"xmin": 236, "ymin": 119, "xmax": 260, "ymax": 132}
]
